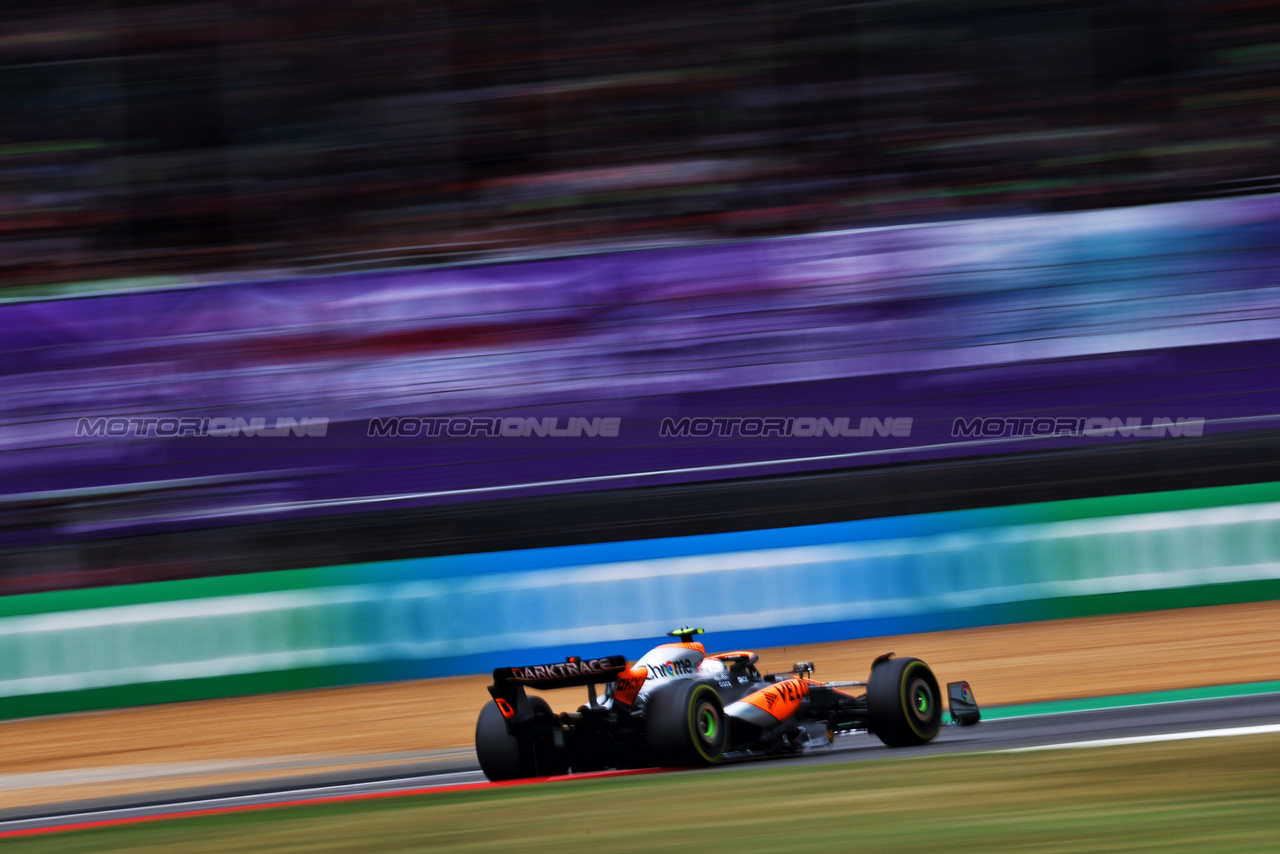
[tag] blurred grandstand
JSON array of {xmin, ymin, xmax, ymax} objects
[
  {"xmin": 4, "ymin": 0, "xmax": 1280, "ymax": 290},
  {"xmin": 3, "ymin": 0, "xmax": 1280, "ymax": 594}
]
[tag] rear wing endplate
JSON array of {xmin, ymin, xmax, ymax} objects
[{"xmin": 488, "ymin": 655, "xmax": 628, "ymax": 726}]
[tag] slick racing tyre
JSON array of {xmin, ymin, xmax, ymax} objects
[
  {"xmin": 475, "ymin": 696, "xmax": 567, "ymax": 781},
  {"xmin": 867, "ymin": 656, "xmax": 942, "ymax": 747},
  {"xmin": 645, "ymin": 681, "xmax": 729, "ymax": 766}
]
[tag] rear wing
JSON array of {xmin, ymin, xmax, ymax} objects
[
  {"xmin": 492, "ymin": 655, "xmax": 628, "ymax": 691},
  {"xmin": 488, "ymin": 655, "xmax": 628, "ymax": 726}
]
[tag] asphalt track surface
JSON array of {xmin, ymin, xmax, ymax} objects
[{"xmin": 3, "ymin": 692, "xmax": 1278, "ymax": 835}]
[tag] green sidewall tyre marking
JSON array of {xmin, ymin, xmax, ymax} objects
[
  {"xmin": 688, "ymin": 686, "xmax": 724, "ymax": 762},
  {"xmin": 901, "ymin": 663, "xmax": 938, "ymax": 740},
  {"xmin": 699, "ymin": 708, "xmax": 718, "ymax": 740}
]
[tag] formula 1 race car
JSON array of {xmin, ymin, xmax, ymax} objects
[{"xmin": 475, "ymin": 627, "xmax": 979, "ymax": 780}]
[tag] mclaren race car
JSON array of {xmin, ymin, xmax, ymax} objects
[{"xmin": 475, "ymin": 627, "xmax": 979, "ymax": 780}]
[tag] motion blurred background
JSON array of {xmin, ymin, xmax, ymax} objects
[
  {"xmin": 2, "ymin": 0, "xmax": 1280, "ymax": 714},
  {"xmin": 5, "ymin": 0, "xmax": 1279, "ymax": 286}
]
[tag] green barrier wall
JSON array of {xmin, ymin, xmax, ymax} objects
[{"xmin": 3, "ymin": 481, "xmax": 1280, "ymax": 719}]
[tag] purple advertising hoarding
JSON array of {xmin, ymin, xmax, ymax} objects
[{"xmin": 2, "ymin": 194, "xmax": 1279, "ymax": 539}]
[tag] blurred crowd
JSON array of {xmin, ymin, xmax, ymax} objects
[{"xmin": 3, "ymin": 0, "xmax": 1279, "ymax": 291}]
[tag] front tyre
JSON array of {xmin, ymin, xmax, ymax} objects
[
  {"xmin": 645, "ymin": 681, "xmax": 729, "ymax": 766},
  {"xmin": 867, "ymin": 656, "xmax": 942, "ymax": 747}
]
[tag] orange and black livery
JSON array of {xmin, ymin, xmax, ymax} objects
[{"xmin": 475, "ymin": 628, "xmax": 979, "ymax": 781}]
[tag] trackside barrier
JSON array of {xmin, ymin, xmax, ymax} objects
[{"xmin": 2, "ymin": 481, "xmax": 1280, "ymax": 718}]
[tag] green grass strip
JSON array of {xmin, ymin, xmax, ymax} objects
[{"xmin": 6, "ymin": 732, "xmax": 1280, "ymax": 853}]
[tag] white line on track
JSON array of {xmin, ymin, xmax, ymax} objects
[{"xmin": 999, "ymin": 723, "xmax": 1280, "ymax": 752}]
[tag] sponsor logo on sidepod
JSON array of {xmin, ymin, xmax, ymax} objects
[{"xmin": 755, "ymin": 679, "xmax": 810, "ymax": 718}]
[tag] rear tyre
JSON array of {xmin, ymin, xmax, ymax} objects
[
  {"xmin": 475, "ymin": 696, "xmax": 566, "ymax": 781},
  {"xmin": 867, "ymin": 656, "xmax": 942, "ymax": 747},
  {"xmin": 645, "ymin": 681, "xmax": 728, "ymax": 766}
]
